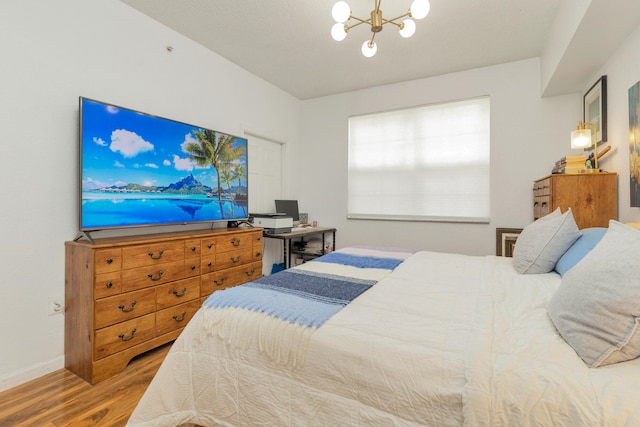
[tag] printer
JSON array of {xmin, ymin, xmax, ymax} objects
[{"xmin": 249, "ymin": 213, "xmax": 293, "ymax": 234}]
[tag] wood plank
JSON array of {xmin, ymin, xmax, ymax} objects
[{"xmin": 0, "ymin": 342, "xmax": 171, "ymax": 427}]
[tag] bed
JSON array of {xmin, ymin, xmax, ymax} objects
[{"xmin": 127, "ymin": 214, "xmax": 640, "ymax": 426}]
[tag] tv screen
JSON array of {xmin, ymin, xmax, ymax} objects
[{"xmin": 79, "ymin": 97, "xmax": 248, "ymax": 231}]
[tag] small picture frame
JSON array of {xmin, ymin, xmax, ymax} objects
[
  {"xmin": 299, "ymin": 213, "xmax": 309, "ymax": 224},
  {"xmin": 583, "ymin": 75, "xmax": 607, "ymax": 146},
  {"xmin": 496, "ymin": 228, "xmax": 523, "ymax": 257}
]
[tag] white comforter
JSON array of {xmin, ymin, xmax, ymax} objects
[{"xmin": 128, "ymin": 251, "xmax": 640, "ymax": 426}]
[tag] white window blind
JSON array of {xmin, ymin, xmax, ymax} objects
[{"xmin": 347, "ymin": 97, "xmax": 490, "ymax": 223}]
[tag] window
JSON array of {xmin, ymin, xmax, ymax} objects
[{"xmin": 347, "ymin": 96, "xmax": 490, "ymax": 223}]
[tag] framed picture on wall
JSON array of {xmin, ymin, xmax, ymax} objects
[
  {"xmin": 496, "ymin": 228, "xmax": 523, "ymax": 257},
  {"xmin": 584, "ymin": 75, "xmax": 607, "ymax": 146}
]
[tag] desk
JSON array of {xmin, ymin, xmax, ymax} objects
[{"xmin": 264, "ymin": 227, "xmax": 336, "ymax": 269}]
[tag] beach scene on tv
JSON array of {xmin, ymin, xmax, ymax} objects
[{"xmin": 80, "ymin": 98, "xmax": 248, "ymax": 230}]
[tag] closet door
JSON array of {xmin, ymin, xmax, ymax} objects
[{"xmin": 247, "ymin": 133, "xmax": 285, "ymax": 274}]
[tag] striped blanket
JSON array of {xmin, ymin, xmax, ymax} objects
[{"xmin": 199, "ymin": 246, "xmax": 415, "ymax": 366}]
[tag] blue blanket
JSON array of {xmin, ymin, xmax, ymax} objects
[
  {"xmin": 200, "ymin": 247, "xmax": 415, "ymax": 364},
  {"xmin": 203, "ymin": 250, "xmax": 407, "ymax": 328}
]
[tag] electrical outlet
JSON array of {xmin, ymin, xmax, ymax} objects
[{"xmin": 48, "ymin": 295, "xmax": 65, "ymax": 316}]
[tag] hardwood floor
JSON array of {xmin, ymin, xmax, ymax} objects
[{"xmin": 0, "ymin": 342, "xmax": 171, "ymax": 426}]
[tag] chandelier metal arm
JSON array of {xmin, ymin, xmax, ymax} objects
[
  {"xmin": 382, "ymin": 12, "xmax": 412, "ymax": 27},
  {"xmin": 367, "ymin": 31, "xmax": 377, "ymax": 47},
  {"xmin": 345, "ymin": 15, "xmax": 371, "ymax": 31}
]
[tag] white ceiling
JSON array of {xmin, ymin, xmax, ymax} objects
[{"xmin": 119, "ymin": 0, "xmax": 640, "ymax": 100}]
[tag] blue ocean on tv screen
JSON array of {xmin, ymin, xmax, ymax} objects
[
  {"xmin": 80, "ymin": 98, "xmax": 248, "ymax": 230},
  {"xmin": 81, "ymin": 193, "xmax": 248, "ymax": 229}
]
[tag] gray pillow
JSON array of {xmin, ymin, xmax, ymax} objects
[
  {"xmin": 512, "ymin": 208, "xmax": 581, "ymax": 274},
  {"xmin": 548, "ymin": 220, "xmax": 640, "ymax": 367}
]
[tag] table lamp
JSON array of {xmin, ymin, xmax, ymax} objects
[{"xmin": 571, "ymin": 121, "xmax": 601, "ymax": 172}]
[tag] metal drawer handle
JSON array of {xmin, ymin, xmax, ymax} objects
[
  {"xmin": 173, "ymin": 311, "xmax": 187, "ymax": 322},
  {"xmin": 106, "ymin": 258, "xmax": 113, "ymax": 264},
  {"xmin": 118, "ymin": 301, "xmax": 137, "ymax": 312},
  {"xmin": 106, "ymin": 281, "xmax": 113, "ymax": 288},
  {"xmin": 119, "ymin": 328, "xmax": 137, "ymax": 341},
  {"xmin": 245, "ymin": 267, "xmax": 256, "ymax": 277},
  {"xmin": 147, "ymin": 270, "xmax": 164, "ymax": 281},
  {"xmin": 173, "ymin": 288, "xmax": 187, "ymax": 297},
  {"xmin": 231, "ymin": 238, "xmax": 241, "ymax": 247},
  {"xmin": 191, "ymin": 246, "xmax": 197, "ymax": 252},
  {"xmin": 208, "ymin": 262, "xmax": 213, "ymax": 267},
  {"xmin": 255, "ymin": 251, "xmax": 262, "ymax": 257},
  {"xmin": 213, "ymin": 278, "xmax": 226, "ymax": 286},
  {"xmin": 148, "ymin": 250, "xmax": 164, "ymax": 259},
  {"xmin": 230, "ymin": 255, "xmax": 241, "ymax": 263},
  {"xmin": 208, "ymin": 243, "xmax": 214, "ymax": 249},
  {"xmin": 190, "ymin": 264, "xmax": 196, "ymax": 271}
]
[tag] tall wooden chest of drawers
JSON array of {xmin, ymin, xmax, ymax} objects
[
  {"xmin": 533, "ymin": 173, "xmax": 618, "ymax": 229},
  {"xmin": 65, "ymin": 228, "xmax": 262, "ymax": 384}
]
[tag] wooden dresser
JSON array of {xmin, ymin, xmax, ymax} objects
[
  {"xmin": 65, "ymin": 227, "xmax": 262, "ymax": 384},
  {"xmin": 533, "ymin": 173, "xmax": 618, "ymax": 228}
]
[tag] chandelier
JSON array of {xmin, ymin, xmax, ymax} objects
[{"xmin": 330, "ymin": 0, "xmax": 431, "ymax": 57}]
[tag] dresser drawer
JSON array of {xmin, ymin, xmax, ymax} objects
[
  {"xmin": 534, "ymin": 178, "xmax": 550, "ymax": 197},
  {"xmin": 156, "ymin": 276, "xmax": 200, "ymax": 310},
  {"xmin": 94, "ymin": 248, "xmax": 122, "ymax": 274},
  {"xmin": 534, "ymin": 195, "xmax": 550, "ymax": 219},
  {"xmin": 184, "ymin": 239, "xmax": 201, "ymax": 258},
  {"xmin": 94, "ymin": 288, "xmax": 156, "ymax": 330},
  {"xmin": 200, "ymin": 261, "xmax": 262, "ymax": 297},
  {"xmin": 252, "ymin": 233, "xmax": 263, "ymax": 260},
  {"xmin": 201, "ymin": 237, "xmax": 216, "ymax": 254},
  {"xmin": 184, "ymin": 259, "xmax": 201, "ymax": 277},
  {"xmin": 94, "ymin": 271, "xmax": 122, "ymax": 299},
  {"xmin": 215, "ymin": 248, "xmax": 252, "ymax": 270},
  {"xmin": 156, "ymin": 299, "xmax": 201, "ymax": 336},
  {"xmin": 94, "ymin": 313, "xmax": 156, "ymax": 360},
  {"xmin": 121, "ymin": 260, "xmax": 185, "ymax": 292},
  {"xmin": 216, "ymin": 233, "xmax": 253, "ymax": 252},
  {"xmin": 121, "ymin": 241, "xmax": 184, "ymax": 269}
]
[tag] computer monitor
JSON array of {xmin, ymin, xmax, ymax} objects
[{"xmin": 275, "ymin": 200, "xmax": 300, "ymax": 226}]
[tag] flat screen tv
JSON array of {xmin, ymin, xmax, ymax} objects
[{"xmin": 79, "ymin": 97, "xmax": 248, "ymax": 234}]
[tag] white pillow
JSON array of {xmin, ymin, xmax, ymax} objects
[
  {"xmin": 512, "ymin": 208, "xmax": 581, "ymax": 274},
  {"xmin": 548, "ymin": 221, "xmax": 640, "ymax": 367}
]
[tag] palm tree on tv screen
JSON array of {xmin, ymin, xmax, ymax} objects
[{"xmin": 184, "ymin": 129, "xmax": 244, "ymax": 201}]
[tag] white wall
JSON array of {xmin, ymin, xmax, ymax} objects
[
  {"xmin": 585, "ymin": 24, "xmax": 640, "ymax": 222},
  {"xmin": 299, "ymin": 59, "xmax": 580, "ymax": 255},
  {"xmin": 0, "ymin": 0, "xmax": 301, "ymax": 391}
]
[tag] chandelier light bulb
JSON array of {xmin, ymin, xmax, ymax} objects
[
  {"xmin": 410, "ymin": 0, "xmax": 431, "ymax": 20},
  {"xmin": 331, "ymin": 23, "xmax": 348, "ymax": 41},
  {"xmin": 361, "ymin": 40, "xmax": 377, "ymax": 57},
  {"xmin": 332, "ymin": 1, "xmax": 351, "ymax": 23},
  {"xmin": 399, "ymin": 19, "xmax": 416, "ymax": 38}
]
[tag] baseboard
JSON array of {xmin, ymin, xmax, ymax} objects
[{"xmin": 0, "ymin": 356, "xmax": 65, "ymax": 393}]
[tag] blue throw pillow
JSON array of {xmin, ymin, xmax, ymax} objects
[{"xmin": 554, "ymin": 227, "xmax": 607, "ymax": 276}]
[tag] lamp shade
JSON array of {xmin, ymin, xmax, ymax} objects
[
  {"xmin": 399, "ymin": 19, "xmax": 416, "ymax": 38},
  {"xmin": 571, "ymin": 128, "xmax": 592, "ymax": 149},
  {"xmin": 361, "ymin": 40, "xmax": 377, "ymax": 57},
  {"xmin": 332, "ymin": 1, "xmax": 351, "ymax": 23},
  {"xmin": 410, "ymin": 0, "xmax": 431, "ymax": 19},
  {"xmin": 331, "ymin": 23, "xmax": 347, "ymax": 41}
]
